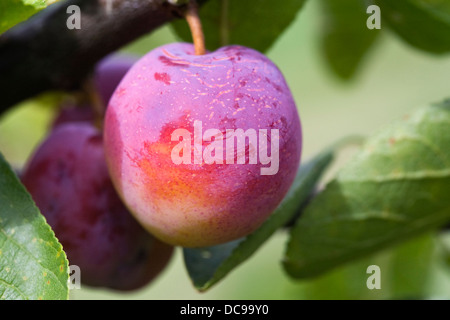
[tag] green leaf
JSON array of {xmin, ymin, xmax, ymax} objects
[
  {"xmin": 374, "ymin": 0, "xmax": 450, "ymax": 54},
  {"xmin": 320, "ymin": 0, "xmax": 380, "ymax": 79},
  {"xmin": 440, "ymin": 230, "xmax": 450, "ymax": 268},
  {"xmin": 0, "ymin": 0, "xmax": 60, "ymax": 35},
  {"xmin": 284, "ymin": 100, "xmax": 450, "ymax": 279},
  {"xmin": 171, "ymin": 0, "xmax": 308, "ymax": 53},
  {"xmin": 184, "ymin": 149, "xmax": 335, "ymax": 291},
  {"xmin": 387, "ymin": 233, "xmax": 434, "ymax": 298},
  {"xmin": 297, "ymin": 233, "xmax": 434, "ymax": 299},
  {"xmin": 0, "ymin": 152, "xmax": 69, "ymax": 300}
]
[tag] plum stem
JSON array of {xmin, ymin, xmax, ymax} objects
[
  {"xmin": 185, "ymin": 1, "xmax": 206, "ymax": 55},
  {"xmin": 83, "ymin": 78, "xmax": 105, "ymax": 130}
]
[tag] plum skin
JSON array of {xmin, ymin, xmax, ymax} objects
[
  {"xmin": 104, "ymin": 43, "xmax": 302, "ymax": 248},
  {"xmin": 21, "ymin": 123, "xmax": 174, "ymax": 291}
]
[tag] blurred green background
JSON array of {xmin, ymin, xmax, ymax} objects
[{"xmin": 1, "ymin": 0, "xmax": 450, "ymax": 299}]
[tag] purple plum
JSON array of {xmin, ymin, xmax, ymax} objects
[
  {"xmin": 94, "ymin": 54, "xmax": 139, "ymax": 107},
  {"xmin": 104, "ymin": 43, "xmax": 302, "ymax": 247},
  {"xmin": 21, "ymin": 123, "xmax": 174, "ymax": 291}
]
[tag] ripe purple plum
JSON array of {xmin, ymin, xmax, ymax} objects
[
  {"xmin": 51, "ymin": 103, "xmax": 95, "ymax": 128},
  {"xmin": 21, "ymin": 123, "xmax": 174, "ymax": 291},
  {"xmin": 104, "ymin": 43, "xmax": 302, "ymax": 248},
  {"xmin": 94, "ymin": 54, "xmax": 139, "ymax": 107}
]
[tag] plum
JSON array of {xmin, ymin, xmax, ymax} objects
[
  {"xmin": 21, "ymin": 123, "xmax": 174, "ymax": 291},
  {"xmin": 94, "ymin": 54, "xmax": 139, "ymax": 107},
  {"xmin": 104, "ymin": 43, "xmax": 302, "ymax": 248},
  {"xmin": 52, "ymin": 103, "xmax": 95, "ymax": 128}
]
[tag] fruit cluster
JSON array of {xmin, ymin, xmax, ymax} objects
[{"xmin": 21, "ymin": 43, "xmax": 302, "ymax": 290}]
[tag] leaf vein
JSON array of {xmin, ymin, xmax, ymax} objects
[
  {"xmin": 394, "ymin": 133, "xmax": 450, "ymax": 166},
  {"xmin": 0, "ymin": 228, "xmax": 66, "ymax": 293},
  {"xmin": 341, "ymin": 168, "xmax": 450, "ymax": 183},
  {"xmin": 0, "ymin": 278, "xmax": 28, "ymax": 300}
]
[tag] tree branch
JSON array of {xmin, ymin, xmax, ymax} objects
[{"xmin": 0, "ymin": 0, "xmax": 206, "ymax": 114}]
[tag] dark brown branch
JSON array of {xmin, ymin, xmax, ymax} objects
[{"xmin": 0, "ymin": 0, "xmax": 206, "ymax": 114}]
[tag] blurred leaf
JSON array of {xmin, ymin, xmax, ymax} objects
[
  {"xmin": 374, "ymin": 0, "xmax": 450, "ymax": 54},
  {"xmin": 0, "ymin": 0, "xmax": 60, "ymax": 35},
  {"xmin": 298, "ymin": 233, "xmax": 435, "ymax": 299},
  {"xmin": 439, "ymin": 230, "xmax": 450, "ymax": 268},
  {"xmin": 320, "ymin": 0, "xmax": 380, "ymax": 79},
  {"xmin": 0, "ymin": 152, "xmax": 69, "ymax": 300},
  {"xmin": 388, "ymin": 233, "xmax": 434, "ymax": 298},
  {"xmin": 171, "ymin": 0, "xmax": 308, "ymax": 53},
  {"xmin": 184, "ymin": 149, "xmax": 335, "ymax": 291},
  {"xmin": 298, "ymin": 250, "xmax": 389, "ymax": 300},
  {"xmin": 284, "ymin": 100, "xmax": 450, "ymax": 279}
]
